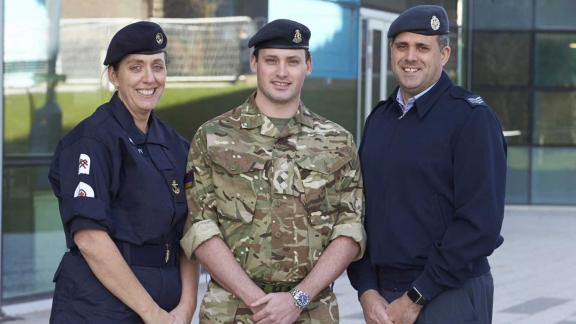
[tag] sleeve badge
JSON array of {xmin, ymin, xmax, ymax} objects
[
  {"xmin": 78, "ymin": 154, "xmax": 91, "ymax": 175},
  {"xmin": 73, "ymin": 182, "xmax": 95, "ymax": 198}
]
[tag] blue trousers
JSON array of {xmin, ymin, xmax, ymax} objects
[
  {"xmin": 50, "ymin": 252, "xmax": 181, "ymax": 323},
  {"xmin": 379, "ymin": 272, "xmax": 494, "ymax": 324}
]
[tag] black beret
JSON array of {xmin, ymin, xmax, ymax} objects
[
  {"xmin": 103, "ymin": 21, "xmax": 167, "ymax": 66},
  {"xmin": 248, "ymin": 19, "xmax": 310, "ymax": 49},
  {"xmin": 388, "ymin": 5, "xmax": 449, "ymax": 38}
]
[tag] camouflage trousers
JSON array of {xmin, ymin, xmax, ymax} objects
[{"xmin": 199, "ymin": 281, "xmax": 339, "ymax": 323}]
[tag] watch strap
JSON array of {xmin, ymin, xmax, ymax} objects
[{"xmin": 407, "ymin": 287, "xmax": 428, "ymax": 306}]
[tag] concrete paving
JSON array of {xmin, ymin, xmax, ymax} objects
[{"xmin": 2, "ymin": 205, "xmax": 575, "ymax": 323}]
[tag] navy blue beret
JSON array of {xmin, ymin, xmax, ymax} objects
[
  {"xmin": 103, "ymin": 21, "xmax": 167, "ymax": 66},
  {"xmin": 248, "ymin": 19, "xmax": 310, "ymax": 49},
  {"xmin": 388, "ymin": 5, "xmax": 449, "ymax": 38}
]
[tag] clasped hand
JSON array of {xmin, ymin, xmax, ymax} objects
[{"xmin": 250, "ymin": 292, "xmax": 302, "ymax": 324}]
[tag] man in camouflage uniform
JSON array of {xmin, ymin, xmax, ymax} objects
[{"xmin": 180, "ymin": 19, "xmax": 366, "ymax": 323}]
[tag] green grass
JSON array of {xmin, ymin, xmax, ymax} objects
[{"xmin": 4, "ymin": 80, "xmax": 359, "ymax": 154}]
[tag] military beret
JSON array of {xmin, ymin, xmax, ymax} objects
[
  {"xmin": 388, "ymin": 5, "xmax": 449, "ymax": 38},
  {"xmin": 103, "ymin": 21, "xmax": 167, "ymax": 66},
  {"xmin": 248, "ymin": 19, "xmax": 310, "ymax": 49}
]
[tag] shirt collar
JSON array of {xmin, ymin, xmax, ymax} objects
[
  {"xmin": 107, "ymin": 92, "xmax": 166, "ymax": 146},
  {"xmin": 392, "ymin": 71, "xmax": 453, "ymax": 119},
  {"xmin": 396, "ymin": 81, "xmax": 435, "ymax": 112},
  {"xmin": 238, "ymin": 92, "xmax": 315, "ymax": 137}
]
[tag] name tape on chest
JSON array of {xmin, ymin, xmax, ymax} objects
[
  {"xmin": 74, "ymin": 181, "xmax": 95, "ymax": 198},
  {"xmin": 78, "ymin": 153, "xmax": 91, "ymax": 175}
]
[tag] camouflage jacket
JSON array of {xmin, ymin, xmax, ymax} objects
[{"xmin": 181, "ymin": 94, "xmax": 365, "ymax": 284}]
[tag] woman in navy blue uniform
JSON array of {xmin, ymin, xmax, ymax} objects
[{"xmin": 49, "ymin": 21, "xmax": 198, "ymax": 323}]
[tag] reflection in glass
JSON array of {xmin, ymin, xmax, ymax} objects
[
  {"xmin": 505, "ymin": 147, "xmax": 530, "ymax": 204},
  {"xmin": 472, "ymin": 0, "xmax": 533, "ymax": 31},
  {"xmin": 472, "ymin": 32, "xmax": 530, "ymax": 87},
  {"xmin": 476, "ymin": 90, "xmax": 531, "ymax": 145},
  {"xmin": 535, "ymin": 33, "xmax": 576, "ymax": 88},
  {"xmin": 532, "ymin": 148, "xmax": 576, "ymax": 204},
  {"xmin": 536, "ymin": 0, "xmax": 576, "ymax": 30},
  {"xmin": 533, "ymin": 92, "xmax": 576, "ymax": 145},
  {"xmin": 2, "ymin": 165, "xmax": 64, "ymax": 300}
]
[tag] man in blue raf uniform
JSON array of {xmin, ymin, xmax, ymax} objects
[
  {"xmin": 348, "ymin": 5, "xmax": 507, "ymax": 324},
  {"xmin": 49, "ymin": 21, "xmax": 198, "ymax": 323}
]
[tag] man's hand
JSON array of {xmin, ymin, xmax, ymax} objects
[
  {"xmin": 169, "ymin": 303, "xmax": 195, "ymax": 324},
  {"xmin": 250, "ymin": 292, "xmax": 302, "ymax": 324},
  {"xmin": 359, "ymin": 289, "xmax": 394, "ymax": 324},
  {"xmin": 141, "ymin": 305, "xmax": 176, "ymax": 324},
  {"xmin": 386, "ymin": 293, "xmax": 422, "ymax": 324}
]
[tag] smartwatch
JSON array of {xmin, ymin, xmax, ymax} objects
[
  {"xmin": 407, "ymin": 287, "xmax": 428, "ymax": 306},
  {"xmin": 290, "ymin": 288, "xmax": 311, "ymax": 310}
]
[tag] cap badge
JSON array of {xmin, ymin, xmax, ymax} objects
[
  {"xmin": 431, "ymin": 16, "xmax": 440, "ymax": 31},
  {"xmin": 155, "ymin": 32, "xmax": 164, "ymax": 45},
  {"xmin": 293, "ymin": 29, "xmax": 302, "ymax": 44}
]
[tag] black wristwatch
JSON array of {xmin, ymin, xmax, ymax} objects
[{"xmin": 407, "ymin": 287, "xmax": 428, "ymax": 306}]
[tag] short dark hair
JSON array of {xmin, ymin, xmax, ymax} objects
[
  {"xmin": 252, "ymin": 48, "xmax": 311, "ymax": 62},
  {"xmin": 437, "ymin": 34, "xmax": 450, "ymax": 49}
]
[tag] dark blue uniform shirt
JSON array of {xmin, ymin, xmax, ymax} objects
[
  {"xmin": 49, "ymin": 93, "xmax": 189, "ymax": 248},
  {"xmin": 348, "ymin": 72, "xmax": 507, "ymax": 301}
]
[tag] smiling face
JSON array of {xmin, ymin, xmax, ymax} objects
[
  {"xmin": 108, "ymin": 53, "xmax": 166, "ymax": 117},
  {"xmin": 250, "ymin": 48, "xmax": 311, "ymax": 110},
  {"xmin": 390, "ymin": 32, "xmax": 450, "ymax": 100}
]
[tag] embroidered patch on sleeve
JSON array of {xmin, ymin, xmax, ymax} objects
[
  {"xmin": 73, "ymin": 182, "xmax": 95, "ymax": 198},
  {"xmin": 78, "ymin": 154, "xmax": 91, "ymax": 175}
]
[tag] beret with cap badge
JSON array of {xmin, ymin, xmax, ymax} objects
[
  {"xmin": 103, "ymin": 21, "xmax": 167, "ymax": 66},
  {"xmin": 388, "ymin": 5, "xmax": 449, "ymax": 38},
  {"xmin": 248, "ymin": 19, "xmax": 311, "ymax": 50}
]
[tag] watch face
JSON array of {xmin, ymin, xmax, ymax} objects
[
  {"xmin": 291, "ymin": 289, "xmax": 311, "ymax": 309},
  {"xmin": 296, "ymin": 292, "xmax": 310, "ymax": 306}
]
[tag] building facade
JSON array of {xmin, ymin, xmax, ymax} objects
[{"xmin": 0, "ymin": 0, "xmax": 574, "ymax": 308}]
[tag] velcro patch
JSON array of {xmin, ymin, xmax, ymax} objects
[
  {"xmin": 184, "ymin": 170, "xmax": 194, "ymax": 189},
  {"xmin": 78, "ymin": 154, "xmax": 91, "ymax": 175},
  {"xmin": 74, "ymin": 182, "xmax": 95, "ymax": 198}
]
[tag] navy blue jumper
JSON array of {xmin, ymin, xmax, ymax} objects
[
  {"xmin": 48, "ymin": 93, "xmax": 189, "ymax": 322},
  {"xmin": 347, "ymin": 71, "xmax": 507, "ymax": 302}
]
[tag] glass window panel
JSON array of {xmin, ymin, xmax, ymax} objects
[
  {"xmin": 475, "ymin": 90, "xmax": 531, "ymax": 145},
  {"xmin": 2, "ymin": 165, "xmax": 64, "ymax": 300},
  {"xmin": 534, "ymin": 33, "xmax": 576, "ymax": 88},
  {"xmin": 506, "ymin": 147, "xmax": 530, "ymax": 204},
  {"xmin": 535, "ymin": 0, "xmax": 576, "ymax": 30},
  {"xmin": 531, "ymin": 147, "xmax": 576, "ymax": 204},
  {"xmin": 533, "ymin": 91, "xmax": 576, "ymax": 145},
  {"xmin": 472, "ymin": 0, "xmax": 533, "ymax": 31},
  {"xmin": 472, "ymin": 32, "xmax": 530, "ymax": 87}
]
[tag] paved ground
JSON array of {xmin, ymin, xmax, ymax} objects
[{"xmin": 2, "ymin": 205, "xmax": 575, "ymax": 323}]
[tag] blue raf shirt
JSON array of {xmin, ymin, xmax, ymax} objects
[
  {"xmin": 49, "ymin": 93, "xmax": 189, "ymax": 247},
  {"xmin": 347, "ymin": 71, "xmax": 507, "ymax": 301}
]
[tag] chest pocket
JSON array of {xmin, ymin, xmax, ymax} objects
[
  {"xmin": 148, "ymin": 145, "xmax": 186, "ymax": 205},
  {"xmin": 295, "ymin": 148, "xmax": 353, "ymax": 233},
  {"xmin": 209, "ymin": 147, "xmax": 267, "ymax": 223}
]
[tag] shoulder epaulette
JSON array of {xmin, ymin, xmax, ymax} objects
[{"xmin": 450, "ymin": 87, "xmax": 487, "ymax": 108}]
